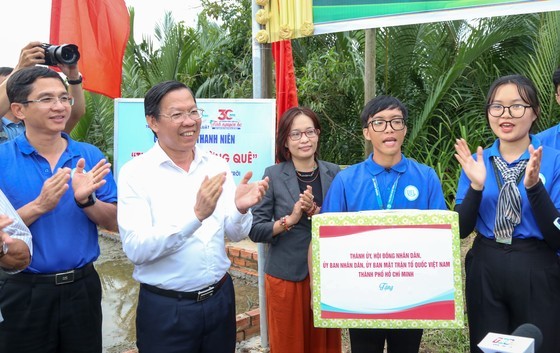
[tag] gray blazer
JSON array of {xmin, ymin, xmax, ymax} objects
[{"xmin": 249, "ymin": 160, "xmax": 340, "ymax": 281}]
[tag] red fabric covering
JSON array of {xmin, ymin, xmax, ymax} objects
[
  {"xmin": 265, "ymin": 274, "xmax": 342, "ymax": 353},
  {"xmin": 272, "ymin": 39, "xmax": 298, "ymax": 124},
  {"xmin": 50, "ymin": 0, "xmax": 130, "ymax": 98}
]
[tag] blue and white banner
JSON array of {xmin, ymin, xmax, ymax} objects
[{"xmin": 114, "ymin": 98, "xmax": 276, "ymax": 185}]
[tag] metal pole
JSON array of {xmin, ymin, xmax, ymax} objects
[
  {"xmin": 364, "ymin": 28, "xmax": 376, "ymax": 157},
  {"xmin": 252, "ymin": 1, "xmax": 273, "ymax": 348}
]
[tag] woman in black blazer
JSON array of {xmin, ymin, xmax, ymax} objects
[{"xmin": 249, "ymin": 107, "xmax": 341, "ymax": 353}]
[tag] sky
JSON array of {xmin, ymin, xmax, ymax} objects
[{"xmin": 1, "ymin": 0, "xmax": 202, "ymax": 67}]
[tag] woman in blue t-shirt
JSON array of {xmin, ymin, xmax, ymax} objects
[{"xmin": 455, "ymin": 74, "xmax": 560, "ymax": 353}]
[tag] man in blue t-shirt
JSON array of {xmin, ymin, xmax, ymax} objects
[
  {"xmin": 0, "ymin": 67, "xmax": 22, "ymax": 142},
  {"xmin": 322, "ymin": 95, "xmax": 447, "ymax": 353},
  {"xmin": 535, "ymin": 67, "xmax": 560, "ymax": 148},
  {"xmin": 0, "ymin": 66, "xmax": 117, "ymax": 353}
]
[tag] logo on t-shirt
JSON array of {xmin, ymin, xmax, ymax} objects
[
  {"xmin": 404, "ymin": 185, "xmax": 419, "ymax": 201},
  {"xmin": 539, "ymin": 173, "xmax": 546, "ymax": 186}
]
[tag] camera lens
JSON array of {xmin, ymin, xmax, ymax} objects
[
  {"xmin": 55, "ymin": 44, "xmax": 80, "ymax": 65},
  {"xmin": 41, "ymin": 43, "xmax": 80, "ymax": 66}
]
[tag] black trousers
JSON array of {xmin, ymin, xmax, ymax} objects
[
  {"xmin": 349, "ymin": 328, "xmax": 423, "ymax": 353},
  {"xmin": 0, "ymin": 268, "xmax": 102, "ymax": 353},
  {"xmin": 136, "ymin": 273, "xmax": 236, "ymax": 353},
  {"xmin": 465, "ymin": 235, "xmax": 560, "ymax": 353}
]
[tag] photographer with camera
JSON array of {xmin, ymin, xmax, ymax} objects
[{"xmin": 0, "ymin": 41, "xmax": 85, "ymax": 143}]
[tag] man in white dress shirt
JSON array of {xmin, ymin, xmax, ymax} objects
[
  {"xmin": 0, "ymin": 188, "xmax": 32, "ymax": 273},
  {"xmin": 117, "ymin": 80, "xmax": 269, "ymax": 353},
  {"xmin": 0, "ymin": 188, "xmax": 33, "ymax": 322}
]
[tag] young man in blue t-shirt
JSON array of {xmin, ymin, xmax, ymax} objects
[{"xmin": 322, "ymin": 95, "xmax": 447, "ymax": 353}]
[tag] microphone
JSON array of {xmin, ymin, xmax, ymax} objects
[
  {"xmin": 477, "ymin": 323, "xmax": 543, "ymax": 353},
  {"xmin": 511, "ymin": 324, "xmax": 542, "ymax": 352}
]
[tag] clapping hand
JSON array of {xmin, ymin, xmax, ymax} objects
[
  {"xmin": 235, "ymin": 172, "xmax": 269, "ymax": 214},
  {"xmin": 195, "ymin": 172, "xmax": 226, "ymax": 221},
  {"xmin": 524, "ymin": 144, "xmax": 543, "ymax": 189},
  {"xmin": 454, "ymin": 138, "xmax": 486, "ymax": 190},
  {"xmin": 0, "ymin": 215, "xmax": 15, "ymax": 248},
  {"xmin": 0, "ymin": 215, "xmax": 30, "ymax": 270},
  {"xmin": 299, "ymin": 185, "xmax": 317, "ymax": 217},
  {"xmin": 35, "ymin": 168, "xmax": 71, "ymax": 213},
  {"xmin": 72, "ymin": 158, "xmax": 111, "ymax": 203}
]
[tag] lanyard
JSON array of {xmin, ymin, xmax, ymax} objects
[{"xmin": 372, "ymin": 173, "xmax": 401, "ymax": 210}]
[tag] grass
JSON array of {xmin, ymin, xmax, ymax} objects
[
  {"xmin": 338, "ymin": 325, "xmax": 470, "ymax": 353},
  {"xmin": 419, "ymin": 234, "xmax": 474, "ymax": 352},
  {"xmin": 421, "ymin": 327, "xmax": 470, "ymax": 353}
]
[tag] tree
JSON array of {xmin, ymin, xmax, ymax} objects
[{"xmin": 74, "ymin": 3, "xmax": 560, "ymax": 211}]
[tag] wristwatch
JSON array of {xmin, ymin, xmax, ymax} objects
[
  {"xmin": 67, "ymin": 75, "xmax": 83, "ymax": 85},
  {"xmin": 75, "ymin": 193, "xmax": 96, "ymax": 208},
  {"xmin": 0, "ymin": 242, "xmax": 8, "ymax": 259}
]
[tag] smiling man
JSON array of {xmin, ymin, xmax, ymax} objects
[
  {"xmin": 117, "ymin": 80, "xmax": 269, "ymax": 353},
  {"xmin": 0, "ymin": 66, "xmax": 117, "ymax": 353},
  {"xmin": 321, "ymin": 95, "xmax": 447, "ymax": 353}
]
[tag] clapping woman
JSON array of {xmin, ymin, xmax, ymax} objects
[
  {"xmin": 249, "ymin": 107, "xmax": 341, "ymax": 353},
  {"xmin": 454, "ymin": 75, "xmax": 560, "ymax": 353}
]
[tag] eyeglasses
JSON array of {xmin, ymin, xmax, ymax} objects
[
  {"xmin": 288, "ymin": 128, "xmax": 319, "ymax": 141},
  {"xmin": 367, "ymin": 118, "xmax": 406, "ymax": 132},
  {"xmin": 21, "ymin": 96, "xmax": 74, "ymax": 107},
  {"xmin": 159, "ymin": 109, "xmax": 204, "ymax": 123},
  {"xmin": 487, "ymin": 104, "xmax": 532, "ymax": 119}
]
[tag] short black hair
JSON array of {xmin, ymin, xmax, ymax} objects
[
  {"xmin": 553, "ymin": 67, "xmax": 560, "ymax": 91},
  {"xmin": 0, "ymin": 67, "xmax": 13, "ymax": 77},
  {"xmin": 144, "ymin": 80, "xmax": 196, "ymax": 118},
  {"xmin": 6, "ymin": 66, "xmax": 66, "ymax": 104},
  {"xmin": 360, "ymin": 95, "xmax": 408, "ymax": 128}
]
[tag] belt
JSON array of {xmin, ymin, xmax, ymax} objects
[
  {"xmin": 0, "ymin": 263, "xmax": 95, "ymax": 285},
  {"xmin": 141, "ymin": 273, "xmax": 229, "ymax": 302}
]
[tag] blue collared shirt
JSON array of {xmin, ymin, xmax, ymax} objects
[
  {"xmin": 0, "ymin": 117, "xmax": 25, "ymax": 143},
  {"xmin": 536, "ymin": 124, "xmax": 560, "ymax": 150},
  {"xmin": 455, "ymin": 136, "xmax": 560, "ymax": 240},
  {"xmin": 0, "ymin": 132, "xmax": 117, "ymax": 273},
  {"xmin": 322, "ymin": 153, "xmax": 447, "ymax": 212}
]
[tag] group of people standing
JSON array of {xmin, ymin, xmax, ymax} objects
[
  {"xmin": 252, "ymin": 70, "xmax": 560, "ymax": 353},
  {"xmin": 0, "ymin": 47, "xmax": 270, "ymax": 353},
  {"xmin": 0, "ymin": 42, "xmax": 559, "ymax": 353}
]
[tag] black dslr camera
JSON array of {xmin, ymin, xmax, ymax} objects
[{"xmin": 41, "ymin": 43, "xmax": 80, "ymax": 66}]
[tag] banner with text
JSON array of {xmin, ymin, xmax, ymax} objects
[
  {"xmin": 313, "ymin": 1, "xmax": 560, "ymax": 36},
  {"xmin": 311, "ymin": 210, "xmax": 464, "ymax": 328},
  {"xmin": 114, "ymin": 98, "xmax": 276, "ymax": 184}
]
